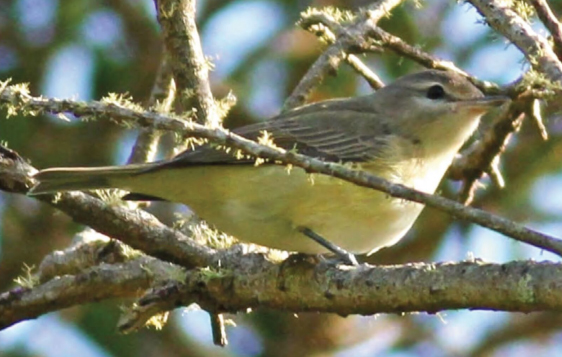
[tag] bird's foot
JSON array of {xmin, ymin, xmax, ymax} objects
[{"xmin": 298, "ymin": 227, "xmax": 359, "ymax": 266}]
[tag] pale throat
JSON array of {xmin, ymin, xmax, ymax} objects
[{"xmin": 405, "ymin": 113, "xmax": 483, "ymax": 194}]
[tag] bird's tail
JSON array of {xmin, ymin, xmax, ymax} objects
[{"xmin": 29, "ymin": 164, "xmax": 153, "ymax": 195}]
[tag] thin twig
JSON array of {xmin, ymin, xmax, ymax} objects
[
  {"xmin": 364, "ymin": 24, "xmax": 501, "ymax": 93},
  {"xmin": 298, "ymin": 11, "xmax": 385, "ymax": 90},
  {"xmin": 283, "ymin": 0, "xmax": 406, "ymax": 110},
  {"xmin": 299, "ymin": 10, "xmax": 500, "ymax": 93},
  {"xmin": 527, "ymin": 97, "xmax": 549, "ymax": 140},
  {"xmin": 528, "ymin": 0, "xmax": 562, "ymax": 60},
  {"xmin": 127, "ymin": 52, "xmax": 176, "ymax": 164},
  {"xmin": 448, "ymin": 101, "xmax": 526, "ymax": 204},
  {"xmin": 1, "ymin": 85, "xmax": 561, "ymax": 257},
  {"xmin": 346, "ymin": 55, "xmax": 385, "ymax": 89},
  {"xmin": 283, "ymin": 45, "xmax": 347, "ymax": 110},
  {"xmin": 210, "ymin": 313, "xmax": 228, "ymax": 347}
]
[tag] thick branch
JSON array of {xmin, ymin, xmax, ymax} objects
[
  {"xmin": 44, "ymin": 192, "xmax": 217, "ymax": 268},
  {"xmin": 1, "ymin": 86, "xmax": 562, "ymax": 257},
  {"xmin": 4, "ymin": 258, "xmax": 562, "ymax": 331},
  {"xmin": 37, "ymin": 232, "xmax": 121, "ymax": 283},
  {"xmin": 154, "ymin": 0, "xmax": 220, "ymax": 126},
  {"xmin": 145, "ymin": 3, "xmax": 227, "ymax": 341},
  {"xmin": 0, "ymin": 256, "xmax": 181, "ymax": 330},
  {"xmin": 129, "ymin": 259, "xmax": 562, "ymax": 324}
]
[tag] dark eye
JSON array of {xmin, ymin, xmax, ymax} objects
[{"xmin": 426, "ymin": 85, "xmax": 445, "ymax": 100}]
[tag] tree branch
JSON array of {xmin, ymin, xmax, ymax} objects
[
  {"xmin": 298, "ymin": 8, "xmax": 501, "ymax": 94},
  {"xmin": 0, "ymin": 255, "xmax": 183, "ymax": 330},
  {"xmin": 0, "ymin": 144, "xmax": 216, "ymax": 269},
  {"xmin": 46, "ymin": 192, "xmax": 218, "ymax": 269},
  {"xmin": 37, "ymin": 231, "xmax": 126, "ymax": 283},
  {"xmin": 1, "ymin": 84, "xmax": 562, "ymax": 257},
  {"xmin": 283, "ymin": 0, "xmax": 406, "ymax": 110},
  {"xmin": 447, "ymin": 96, "xmax": 527, "ymax": 204},
  {"xmin": 153, "ymin": 0, "xmax": 228, "ymax": 345},
  {"xmin": 4, "ymin": 255, "xmax": 562, "ymax": 332},
  {"xmin": 142, "ymin": 259, "xmax": 562, "ymax": 315},
  {"xmin": 298, "ymin": 9, "xmax": 385, "ymax": 90},
  {"xmin": 127, "ymin": 52, "xmax": 176, "ymax": 164},
  {"xmin": 363, "ymin": 24, "xmax": 501, "ymax": 93},
  {"xmin": 527, "ymin": 0, "xmax": 562, "ymax": 60},
  {"xmin": 154, "ymin": 0, "xmax": 220, "ymax": 126},
  {"xmin": 468, "ymin": 0, "xmax": 562, "ymax": 83}
]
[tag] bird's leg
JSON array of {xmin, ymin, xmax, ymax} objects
[{"xmin": 298, "ymin": 227, "xmax": 359, "ymax": 266}]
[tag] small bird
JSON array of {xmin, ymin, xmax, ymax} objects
[{"xmin": 30, "ymin": 70, "xmax": 508, "ymax": 257}]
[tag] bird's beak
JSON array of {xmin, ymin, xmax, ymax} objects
[
  {"xmin": 458, "ymin": 95, "xmax": 510, "ymax": 115},
  {"xmin": 474, "ymin": 95, "xmax": 511, "ymax": 107}
]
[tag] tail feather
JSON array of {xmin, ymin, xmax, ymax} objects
[{"xmin": 29, "ymin": 164, "xmax": 152, "ymax": 195}]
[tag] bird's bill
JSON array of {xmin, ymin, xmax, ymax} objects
[
  {"xmin": 457, "ymin": 95, "xmax": 510, "ymax": 115},
  {"xmin": 460, "ymin": 95, "xmax": 510, "ymax": 107}
]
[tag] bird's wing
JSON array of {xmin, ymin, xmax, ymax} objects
[{"xmin": 153, "ymin": 95, "xmax": 394, "ymax": 169}]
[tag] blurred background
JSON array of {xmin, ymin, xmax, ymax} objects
[{"xmin": 1, "ymin": 0, "xmax": 562, "ymax": 356}]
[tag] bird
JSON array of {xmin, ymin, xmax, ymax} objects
[{"xmin": 29, "ymin": 70, "xmax": 508, "ymax": 258}]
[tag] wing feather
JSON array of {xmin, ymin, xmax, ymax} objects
[{"xmin": 155, "ymin": 93, "xmax": 395, "ymax": 169}]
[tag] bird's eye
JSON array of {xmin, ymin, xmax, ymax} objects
[{"xmin": 426, "ymin": 85, "xmax": 445, "ymax": 100}]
